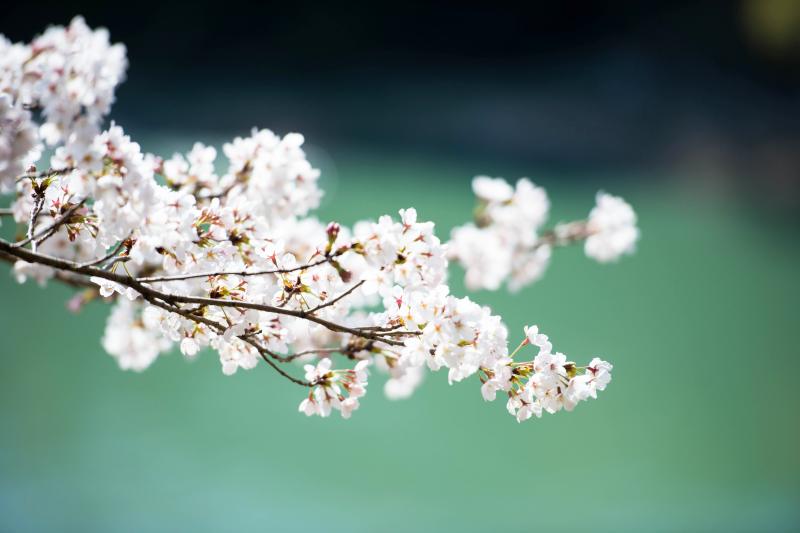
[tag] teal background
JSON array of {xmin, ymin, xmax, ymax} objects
[{"xmin": 0, "ymin": 145, "xmax": 798, "ymax": 532}]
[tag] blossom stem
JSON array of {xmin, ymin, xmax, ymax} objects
[
  {"xmin": 508, "ymin": 339, "xmax": 528, "ymax": 359},
  {"xmin": 306, "ymin": 280, "xmax": 365, "ymax": 315},
  {"xmin": 77, "ymin": 238, "xmax": 128, "ymax": 268}
]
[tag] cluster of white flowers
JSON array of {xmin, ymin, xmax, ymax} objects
[
  {"xmin": 101, "ymin": 299, "xmax": 172, "ymax": 371},
  {"xmin": 449, "ymin": 176, "xmax": 639, "ymax": 292},
  {"xmin": 585, "ymin": 191, "xmax": 640, "ymax": 263},
  {"xmin": 0, "ymin": 16, "xmax": 126, "ymax": 146},
  {"xmin": 0, "ymin": 95, "xmax": 39, "ymax": 192},
  {"xmin": 299, "ymin": 359, "xmax": 370, "ymax": 418},
  {"xmin": 481, "ymin": 325, "xmax": 613, "ymax": 422},
  {"xmin": 386, "ymin": 287, "xmax": 508, "ymax": 389},
  {"xmin": 0, "ymin": 18, "xmax": 635, "ymax": 422},
  {"xmin": 449, "ymin": 176, "xmax": 551, "ymax": 291}
]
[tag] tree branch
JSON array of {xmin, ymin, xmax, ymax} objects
[
  {"xmin": 0, "ymin": 238, "xmax": 417, "ymax": 384},
  {"xmin": 77, "ymin": 238, "xmax": 129, "ymax": 268},
  {"xmin": 25, "ymin": 193, "xmax": 45, "ymax": 252},
  {"xmin": 306, "ymin": 280, "xmax": 365, "ymax": 315},
  {"xmin": 140, "ymin": 295, "xmax": 310, "ymax": 386},
  {"xmin": 536, "ymin": 220, "xmax": 592, "ymax": 249},
  {"xmin": 13, "ymin": 198, "xmax": 87, "ymax": 249},
  {"xmin": 134, "ymin": 250, "xmax": 345, "ymax": 283}
]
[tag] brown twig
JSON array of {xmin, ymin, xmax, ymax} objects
[
  {"xmin": 15, "ymin": 166, "xmax": 75, "ymax": 185},
  {"xmin": 14, "ymin": 198, "xmax": 87, "ymax": 249},
  {"xmin": 306, "ymin": 280, "xmax": 365, "ymax": 315},
  {"xmin": 272, "ymin": 347, "xmax": 344, "ymax": 363},
  {"xmin": 140, "ymin": 294, "xmax": 309, "ymax": 386},
  {"xmin": 77, "ymin": 238, "xmax": 129, "ymax": 268},
  {"xmin": 135, "ymin": 252, "xmax": 343, "ymax": 283},
  {"xmin": 535, "ymin": 221, "xmax": 591, "ymax": 249}
]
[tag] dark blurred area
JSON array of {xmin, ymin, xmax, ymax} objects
[{"xmin": 4, "ymin": 1, "xmax": 800, "ymax": 210}]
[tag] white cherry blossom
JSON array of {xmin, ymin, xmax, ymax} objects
[
  {"xmin": 449, "ymin": 176, "xmax": 551, "ymax": 291},
  {"xmin": 451, "ymin": 176, "xmax": 638, "ymax": 292},
  {"xmin": 585, "ymin": 192, "xmax": 640, "ymax": 263},
  {"xmin": 0, "ymin": 95, "xmax": 39, "ymax": 192},
  {"xmin": 102, "ymin": 300, "xmax": 171, "ymax": 372},
  {"xmin": 0, "ymin": 19, "xmax": 634, "ymax": 422}
]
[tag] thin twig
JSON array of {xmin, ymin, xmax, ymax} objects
[
  {"xmin": 273, "ymin": 347, "xmax": 344, "ymax": 363},
  {"xmin": 197, "ymin": 180, "xmax": 238, "ymax": 201},
  {"xmin": 141, "ymin": 295, "xmax": 309, "ymax": 386},
  {"xmin": 535, "ymin": 221, "xmax": 591, "ymax": 249},
  {"xmin": 135, "ymin": 253, "xmax": 341, "ymax": 283},
  {"xmin": 25, "ymin": 194, "xmax": 45, "ymax": 252},
  {"xmin": 77, "ymin": 238, "xmax": 128, "ymax": 268},
  {"xmin": 15, "ymin": 166, "xmax": 75, "ymax": 185},
  {"xmin": 14, "ymin": 198, "xmax": 87, "ymax": 249},
  {"xmin": 306, "ymin": 280, "xmax": 365, "ymax": 315},
  {"xmin": 158, "ymin": 293, "xmax": 409, "ymax": 346}
]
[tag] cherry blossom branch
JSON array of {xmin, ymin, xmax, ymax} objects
[
  {"xmin": 0, "ymin": 248, "xmax": 98, "ymax": 289},
  {"xmin": 77, "ymin": 237, "xmax": 129, "ymax": 268},
  {"xmin": 156, "ymin": 293, "xmax": 410, "ymax": 346},
  {"xmin": 13, "ymin": 197, "xmax": 86, "ymax": 249},
  {"xmin": 0, "ymin": 237, "xmax": 412, "ymax": 350},
  {"xmin": 536, "ymin": 221, "xmax": 593, "ymax": 248},
  {"xmin": 270, "ymin": 347, "xmax": 349, "ymax": 363},
  {"xmin": 15, "ymin": 166, "xmax": 75, "ymax": 185},
  {"xmin": 134, "ymin": 251, "xmax": 344, "ymax": 283},
  {"xmin": 0, "ymin": 239, "xmax": 318, "ymax": 385},
  {"xmin": 24, "ymin": 190, "xmax": 45, "ymax": 252},
  {"xmin": 305, "ymin": 280, "xmax": 365, "ymax": 314},
  {"xmin": 0, "ymin": 19, "xmax": 635, "ymax": 420},
  {"xmin": 197, "ymin": 179, "xmax": 239, "ymax": 201},
  {"xmin": 139, "ymin": 295, "xmax": 310, "ymax": 386}
]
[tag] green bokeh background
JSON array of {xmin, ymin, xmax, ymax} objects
[{"xmin": 0, "ymin": 145, "xmax": 798, "ymax": 532}]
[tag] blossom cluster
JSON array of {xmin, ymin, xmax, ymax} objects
[
  {"xmin": 584, "ymin": 191, "xmax": 640, "ymax": 263},
  {"xmin": 0, "ymin": 16, "xmax": 126, "ymax": 147},
  {"xmin": 299, "ymin": 359, "xmax": 370, "ymax": 418},
  {"xmin": 483, "ymin": 326, "xmax": 613, "ymax": 422},
  {"xmin": 449, "ymin": 176, "xmax": 639, "ymax": 292},
  {"xmin": 0, "ymin": 95, "xmax": 38, "ymax": 192},
  {"xmin": 449, "ymin": 176, "xmax": 551, "ymax": 291},
  {"xmin": 0, "ymin": 18, "xmax": 636, "ymax": 422}
]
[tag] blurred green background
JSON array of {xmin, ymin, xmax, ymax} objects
[
  {"xmin": 1, "ymin": 146, "xmax": 798, "ymax": 532},
  {"xmin": 3, "ymin": 1, "xmax": 800, "ymax": 531}
]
